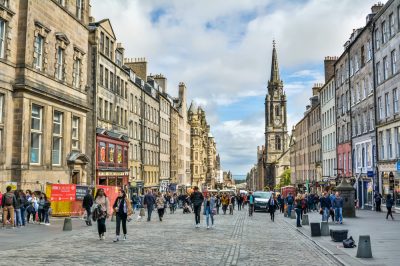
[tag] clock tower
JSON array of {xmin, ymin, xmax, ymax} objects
[{"xmin": 264, "ymin": 41, "xmax": 289, "ymax": 189}]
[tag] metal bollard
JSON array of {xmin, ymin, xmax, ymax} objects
[
  {"xmin": 63, "ymin": 217, "xmax": 72, "ymax": 231},
  {"xmin": 301, "ymin": 214, "xmax": 309, "ymax": 225},
  {"xmin": 320, "ymin": 221, "xmax": 330, "ymax": 236},
  {"xmin": 356, "ymin": 235, "xmax": 372, "ymax": 258}
]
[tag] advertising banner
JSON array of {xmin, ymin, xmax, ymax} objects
[
  {"xmin": 50, "ymin": 184, "xmax": 76, "ymax": 201},
  {"xmin": 76, "ymin": 185, "xmax": 89, "ymax": 201}
]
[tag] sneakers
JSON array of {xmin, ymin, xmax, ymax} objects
[
  {"xmin": 44, "ymin": 223, "xmax": 50, "ymax": 226},
  {"xmin": 122, "ymin": 235, "xmax": 127, "ymax": 241},
  {"xmin": 207, "ymin": 226, "xmax": 210, "ymax": 229},
  {"xmin": 113, "ymin": 236, "xmax": 120, "ymax": 242}
]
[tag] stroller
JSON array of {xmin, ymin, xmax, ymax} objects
[{"xmin": 183, "ymin": 203, "xmax": 192, "ymax": 214}]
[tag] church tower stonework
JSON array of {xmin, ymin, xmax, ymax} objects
[{"xmin": 264, "ymin": 41, "xmax": 290, "ymax": 190}]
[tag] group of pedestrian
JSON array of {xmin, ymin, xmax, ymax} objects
[{"xmin": 1, "ymin": 186, "xmax": 51, "ymax": 228}]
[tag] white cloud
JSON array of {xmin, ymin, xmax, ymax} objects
[{"xmin": 91, "ymin": 0, "xmax": 379, "ymax": 174}]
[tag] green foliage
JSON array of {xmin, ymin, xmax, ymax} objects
[{"xmin": 276, "ymin": 168, "xmax": 291, "ymax": 189}]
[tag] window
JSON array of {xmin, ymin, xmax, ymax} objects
[
  {"xmin": 367, "ymin": 40, "xmax": 372, "ymax": 61},
  {"xmin": 379, "ymin": 132, "xmax": 384, "ymax": 159},
  {"xmin": 391, "ymin": 50, "xmax": 397, "ymax": 75},
  {"xmin": 396, "ymin": 127, "xmax": 400, "ymax": 157},
  {"xmin": 56, "ymin": 47, "xmax": 64, "ymax": 80},
  {"xmin": 383, "ymin": 57, "xmax": 388, "ymax": 80},
  {"xmin": 382, "ymin": 21, "xmax": 388, "ymax": 43},
  {"xmin": 104, "ymin": 100, "xmax": 109, "ymax": 120},
  {"xmin": 98, "ymin": 98, "xmax": 103, "ymax": 119},
  {"xmin": 76, "ymin": 0, "xmax": 82, "ymax": 20},
  {"xmin": 275, "ymin": 135, "xmax": 282, "ymax": 150},
  {"xmin": 33, "ymin": 35, "xmax": 44, "ymax": 70},
  {"xmin": 105, "ymin": 69, "xmax": 109, "ymax": 89},
  {"xmin": 0, "ymin": 19, "xmax": 5, "ymax": 58},
  {"xmin": 275, "ymin": 105, "xmax": 280, "ymax": 116},
  {"xmin": 0, "ymin": 0, "xmax": 9, "ymax": 8},
  {"xmin": 361, "ymin": 45, "xmax": 365, "ymax": 67},
  {"xmin": 376, "ymin": 62, "xmax": 381, "ymax": 84},
  {"xmin": 378, "ymin": 97, "xmax": 383, "ymax": 119},
  {"xmin": 73, "ymin": 59, "xmax": 81, "ymax": 89},
  {"xmin": 57, "ymin": 0, "xmax": 65, "ymax": 6},
  {"xmin": 110, "ymin": 72, "xmax": 114, "ymax": 91},
  {"xmin": 105, "ymin": 36, "xmax": 109, "ymax": 57},
  {"xmin": 375, "ymin": 29, "xmax": 380, "ymax": 50},
  {"xmin": 389, "ymin": 13, "xmax": 395, "ymax": 37},
  {"xmin": 394, "ymin": 88, "xmax": 399, "ymax": 113},
  {"xmin": 30, "ymin": 105, "xmax": 43, "ymax": 164},
  {"xmin": 387, "ymin": 129, "xmax": 392, "ymax": 159},
  {"xmin": 72, "ymin": 116, "xmax": 80, "ymax": 150},
  {"xmin": 116, "ymin": 51, "xmax": 122, "ymax": 66},
  {"xmin": 385, "ymin": 92, "xmax": 390, "ymax": 117},
  {"xmin": 0, "ymin": 94, "xmax": 4, "ymax": 150},
  {"xmin": 370, "ymin": 108, "xmax": 375, "ymax": 130},
  {"xmin": 52, "ymin": 111, "xmax": 63, "ymax": 165},
  {"xmin": 100, "ymin": 32, "xmax": 104, "ymax": 53}
]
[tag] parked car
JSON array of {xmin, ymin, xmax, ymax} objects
[{"xmin": 253, "ymin": 191, "xmax": 273, "ymax": 212}]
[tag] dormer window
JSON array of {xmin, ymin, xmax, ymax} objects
[{"xmin": 116, "ymin": 51, "xmax": 122, "ymax": 66}]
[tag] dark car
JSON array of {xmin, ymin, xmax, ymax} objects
[{"xmin": 253, "ymin": 191, "xmax": 273, "ymax": 212}]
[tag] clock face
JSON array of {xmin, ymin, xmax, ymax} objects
[{"xmin": 274, "ymin": 118, "xmax": 281, "ymax": 126}]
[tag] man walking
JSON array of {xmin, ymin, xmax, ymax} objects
[
  {"xmin": 286, "ymin": 192, "xmax": 294, "ymax": 218},
  {"xmin": 2, "ymin": 186, "xmax": 16, "ymax": 227},
  {"xmin": 320, "ymin": 192, "xmax": 332, "ymax": 222},
  {"xmin": 248, "ymin": 191, "xmax": 255, "ymax": 217},
  {"xmin": 333, "ymin": 192, "xmax": 343, "ymax": 224},
  {"xmin": 82, "ymin": 189, "xmax": 94, "ymax": 226},
  {"xmin": 144, "ymin": 190, "xmax": 156, "ymax": 222},
  {"xmin": 190, "ymin": 187, "xmax": 204, "ymax": 228}
]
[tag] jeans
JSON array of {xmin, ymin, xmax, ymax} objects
[
  {"xmin": 27, "ymin": 210, "xmax": 36, "ymax": 223},
  {"xmin": 97, "ymin": 217, "xmax": 106, "ymax": 235},
  {"xmin": 43, "ymin": 210, "xmax": 49, "ymax": 223},
  {"xmin": 147, "ymin": 206, "xmax": 153, "ymax": 221},
  {"xmin": 20, "ymin": 207, "xmax": 26, "ymax": 226},
  {"xmin": 85, "ymin": 207, "xmax": 92, "ymax": 224},
  {"xmin": 295, "ymin": 208, "xmax": 302, "ymax": 226},
  {"xmin": 205, "ymin": 207, "xmax": 214, "ymax": 226},
  {"xmin": 14, "ymin": 209, "xmax": 22, "ymax": 226},
  {"xmin": 335, "ymin": 207, "xmax": 343, "ymax": 223},
  {"xmin": 270, "ymin": 210, "xmax": 275, "ymax": 221},
  {"xmin": 193, "ymin": 205, "xmax": 201, "ymax": 225},
  {"xmin": 322, "ymin": 207, "xmax": 329, "ymax": 222},
  {"xmin": 216, "ymin": 205, "xmax": 220, "ymax": 214},
  {"xmin": 2, "ymin": 206, "xmax": 14, "ymax": 226},
  {"xmin": 157, "ymin": 208, "xmax": 165, "ymax": 220},
  {"xmin": 249, "ymin": 204, "xmax": 254, "ymax": 216},
  {"xmin": 238, "ymin": 202, "xmax": 242, "ymax": 211},
  {"xmin": 116, "ymin": 213, "xmax": 127, "ymax": 236},
  {"xmin": 222, "ymin": 205, "xmax": 228, "ymax": 214},
  {"xmin": 287, "ymin": 204, "xmax": 293, "ymax": 218}
]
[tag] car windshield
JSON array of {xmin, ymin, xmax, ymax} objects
[{"xmin": 253, "ymin": 192, "xmax": 272, "ymax": 199}]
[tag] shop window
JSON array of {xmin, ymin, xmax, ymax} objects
[{"xmin": 108, "ymin": 143, "xmax": 115, "ymax": 163}]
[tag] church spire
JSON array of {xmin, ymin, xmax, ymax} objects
[{"xmin": 270, "ymin": 40, "xmax": 280, "ymax": 82}]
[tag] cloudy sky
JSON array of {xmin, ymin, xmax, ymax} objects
[{"xmin": 92, "ymin": 0, "xmax": 377, "ymax": 176}]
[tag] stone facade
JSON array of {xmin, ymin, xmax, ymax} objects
[
  {"xmin": 170, "ymin": 105, "xmax": 179, "ymax": 186},
  {"xmin": 0, "ymin": 0, "xmax": 90, "ymax": 191},
  {"xmin": 264, "ymin": 42, "xmax": 290, "ymax": 190}
]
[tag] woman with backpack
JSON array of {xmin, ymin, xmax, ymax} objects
[{"xmin": 112, "ymin": 189, "xmax": 132, "ymax": 242}]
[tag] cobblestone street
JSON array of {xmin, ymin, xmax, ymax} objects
[{"xmin": 0, "ymin": 207, "xmax": 340, "ymax": 266}]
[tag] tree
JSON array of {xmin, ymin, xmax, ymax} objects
[{"xmin": 275, "ymin": 168, "xmax": 291, "ymax": 190}]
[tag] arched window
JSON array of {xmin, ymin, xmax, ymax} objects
[
  {"xmin": 275, "ymin": 105, "xmax": 280, "ymax": 116},
  {"xmin": 275, "ymin": 135, "xmax": 281, "ymax": 150}
]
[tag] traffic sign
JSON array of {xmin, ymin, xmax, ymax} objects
[{"xmin": 367, "ymin": 171, "xmax": 374, "ymax": 177}]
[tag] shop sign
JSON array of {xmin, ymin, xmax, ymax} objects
[
  {"xmin": 98, "ymin": 171, "xmax": 129, "ymax": 176},
  {"xmin": 51, "ymin": 184, "xmax": 76, "ymax": 201},
  {"xmin": 397, "ymin": 160, "xmax": 400, "ymax": 172},
  {"xmin": 75, "ymin": 185, "xmax": 89, "ymax": 200},
  {"xmin": 367, "ymin": 171, "xmax": 374, "ymax": 177}
]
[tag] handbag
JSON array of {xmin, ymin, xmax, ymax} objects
[
  {"xmin": 343, "ymin": 236, "xmax": 356, "ymax": 248},
  {"xmin": 319, "ymin": 208, "xmax": 323, "ymax": 215},
  {"xmin": 212, "ymin": 208, "xmax": 217, "ymax": 215}
]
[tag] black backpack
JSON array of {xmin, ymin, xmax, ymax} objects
[{"xmin": 343, "ymin": 236, "xmax": 356, "ymax": 248}]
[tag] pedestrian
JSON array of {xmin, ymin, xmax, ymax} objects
[
  {"xmin": 237, "ymin": 194, "xmax": 243, "ymax": 211},
  {"xmin": 2, "ymin": 186, "xmax": 16, "ymax": 227},
  {"xmin": 221, "ymin": 193, "xmax": 229, "ymax": 215},
  {"xmin": 294, "ymin": 194, "xmax": 302, "ymax": 227},
  {"xmin": 41, "ymin": 193, "xmax": 51, "ymax": 225},
  {"xmin": 268, "ymin": 194, "xmax": 278, "ymax": 222},
  {"xmin": 329, "ymin": 191, "xmax": 335, "ymax": 222},
  {"xmin": 386, "ymin": 194, "xmax": 394, "ymax": 220},
  {"xmin": 320, "ymin": 192, "xmax": 331, "ymax": 222},
  {"xmin": 26, "ymin": 190, "xmax": 37, "ymax": 224},
  {"xmin": 113, "ymin": 189, "xmax": 132, "ymax": 242},
  {"xmin": 156, "ymin": 192, "xmax": 166, "ymax": 222},
  {"xmin": 131, "ymin": 193, "xmax": 139, "ymax": 212},
  {"xmin": 190, "ymin": 186, "xmax": 204, "ymax": 228},
  {"xmin": 203, "ymin": 192, "xmax": 215, "ymax": 229},
  {"xmin": 277, "ymin": 194, "xmax": 284, "ymax": 213},
  {"xmin": 248, "ymin": 191, "xmax": 255, "ymax": 217},
  {"xmin": 229, "ymin": 194, "xmax": 234, "ymax": 215},
  {"xmin": 14, "ymin": 190, "xmax": 22, "ymax": 227},
  {"xmin": 94, "ymin": 188, "xmax": 109, "ymax": 240},
  {"xmin": 374, "ymin": 192, "xmax": 382, "ymax": 212},
  {"xmin": 169, "ymin": 193, "xmax": 177, "ymax": 214},
  {"xmin": 286, "ymin": 192, "xmax": 294, "ymax": 218},
  {"xmin": 144, "ymin": 190, "xmax": 156, "ymax": 222},
  {"xmin": 82, "ymin": 189, "xmax": 94, "ymax": 226},
  {"xmin": 333, "ymin": 192, "xmax": 343, "ymax": 224},
  {"xmin": 215, "ymin": 194, "xmax": 221, "ymax": 214}
]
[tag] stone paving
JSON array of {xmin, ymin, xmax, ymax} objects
[{"xmin": 0, "ymin": 207, "xmax": 341, "ymax": 266}]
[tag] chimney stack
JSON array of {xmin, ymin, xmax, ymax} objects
[
  {"xmin": 153, "ymin": 74, "xmax": 167, "ymax": 94},
  {"xmin": 324, "ymin": 56, "xmax": 337, "ymax": 83},
  {"xmin": 124, "ymin": 57, "xmax": 147, "ymax": 82},
  {"xmin": 371, "ymin": 2, "xmax": 384, "ymax": 14}
]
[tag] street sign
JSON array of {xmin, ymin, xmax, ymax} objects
[
  {"xmin": 367, "ymin": 171, "xmax": 374, "ymax": 177},
  {"xmin": 397, "ymin": 160, "xmax": 400, "ymax": 172}
]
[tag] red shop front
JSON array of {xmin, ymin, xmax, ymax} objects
[{"xmin": 96, "ymin": 130, "xmax": 129, "ymax": 187}]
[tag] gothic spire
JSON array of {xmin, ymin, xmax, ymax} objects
[{"xmin": 270, "ymin": 40, "xmax": 280, "ymax": 82}]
